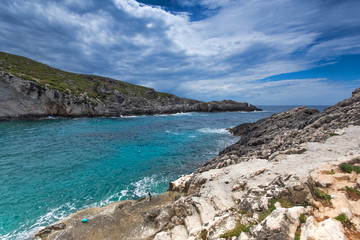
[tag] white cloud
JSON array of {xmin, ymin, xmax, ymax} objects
[
  {"xmin": 178, "ymin": 77, "xmax": 358, "ymax": 105},
  {"xmin": 1, "ymin": 0, "xmax": 359, "ymax": 104},
  {"xmin": 307, "ymin": 36, "xmax": 360, "ymax": 59}
]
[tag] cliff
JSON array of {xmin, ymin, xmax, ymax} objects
[
  {"xmin": 0, "ymin": 52, "xmax": 260, "ymax": 120},
  {"xmin": 35, "ymin": 87, "xmax": 360, "ymax": 240}
]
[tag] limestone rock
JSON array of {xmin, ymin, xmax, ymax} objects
[
  {"xmin": 153, "ymin": 232, "xmax": 171, "ymax": 240},
  {"xmin": 250, "ymin": 207, "xmax": 305, "ymax": 239},
  {"xmin": 232, "ymin": 179, "xmax": 246, "ymax": 191},
  {"xmin": 197, "ymin": 87, "xmax": 360, "ymax": 173},
  {"xmin": 168, "ymin": 174, "xmax": 193, "ymax": 192},
  {"xmin": 301, "ymin": 216, "xmax": 346, "ymax": 240}
]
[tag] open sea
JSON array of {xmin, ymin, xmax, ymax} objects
[{"xmin": 0, "ymin": 105, "xmax": 328, "ymax": 239}]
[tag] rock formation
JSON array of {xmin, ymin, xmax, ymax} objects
[
  {"xmin": 35, "ymin": 87, "xmax": 360, "ymax": 240},
  {"xmin": 0, "ymin": 52, "xmax": 260, "ymax": 120}
]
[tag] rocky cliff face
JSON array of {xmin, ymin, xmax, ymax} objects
[
  {"xmin": 0, "ymin": 71, "xmax": 260, "ymax": 120},
  {"xmin": 0, "ymin": 51, "xmax": 261, "ymax": 120},
  {"xmin": 35, "ymin": 88, "xmax": 360, "ymax": 240},
  {"xmin": 197, "ymin": 87, "xmax": 360, "ymax": 173}
]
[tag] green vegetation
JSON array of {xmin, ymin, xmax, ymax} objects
[
  {"xmin": 294, "ymin": 227, "xmax": 301, "ymax": 240},
  {"xmin": 335, "ymin": 212, "xmax": 356, "ymax": 230},
  {"xmin": 258, "ymin": 198, "xmax": 277, "ymax": 222},
  {"xmin": 353, "ymin": 165, "xmax": 360, "ymax": 174},
  {"xmin": 325, "ymin": 169, "xmax": 335, "ymax": 175},
  {"xmin": 314, "ymin": 188, "xmax": 331, "ymax": 205},
  {"xmin": 200, "ymin": 229, "xmax": 208, "ymax": 240},
  {"xmin": 221, "ymin": 198, "xmax": 307, "ymax": 239},
  {"xmin": 220, "ymin": 217, "xmax": 254, "ymax": 239},
  {"xmin": 339, "ymin": 163, "xmax": 360, "ymax": 174},
  {"xmin": 221, "ymin": 199, "xmax": 278, "ymax": 238},
  {"xmin": 299, "ymin": 214, "xmax": 307, "ymax": 224},
  {"xmin": 0, "ymin": 51, "xmax": 173, "ymax": 100},
  {"xmin": 345, "ymin": 186, "xmax": 360, "ymax": 200},
  {"xmin": 340, "ymin": 163, "xmax": 353, "ymax": 173},
  {"xmin": 329, "ymin": 132, "xmax": 339, "ymax": 136},
  {"xmin": 335, "ymin": 213, "xmax": 347, "ymax": 225},
  {"xmin": 278, "ymin": 198, "xmax": 294, "ymax": 208}
]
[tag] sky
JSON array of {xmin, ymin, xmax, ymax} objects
[{"xmin": 1, "ymin": 0, "xmax": 360, "ymax": 105}]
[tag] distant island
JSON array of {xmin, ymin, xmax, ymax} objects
[{"xmin": 0, "ymin": 52, "xmax": 261, "ymax": 120}]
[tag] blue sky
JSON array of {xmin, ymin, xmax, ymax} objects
[{"xmin": 1, "ymin": 0, "xmax": 360, "ymax": 105}]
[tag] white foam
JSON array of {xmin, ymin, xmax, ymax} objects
[
  {"xmin": 198, "ymin": 128, "xmax": 229, "ymax": 134},
  {"xmin": 86, "ymin": 190, "xmax": 129, "ymax": 208},
  {"xmin": 120, "ymin": 115, "xmax": 141, "ymax": 118},
  {"xmin": 165, "ymin": 130, "xmax": 179, "ymax": 135},
  {"xmin": 171, "ymin": 112, "xmax": 194, "ymax": 116},
  {"xmin": 132, "ymin": 176, "xmax": 159, "ymax": 198},
  {"xmin": 1, "ymin": 202, "xmax": 77, "ymax": 240},
  {"xmin": 153, "ymin": 112, "xmax": 197, "ymax": 117}
]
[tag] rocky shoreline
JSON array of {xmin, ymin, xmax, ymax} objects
[
  {"xmin": 35, "ymin": 88, "xmax": 360, "ymax": 240},
  {"xmin": 0, "ymin": 71, "xmax": 260, "ymax": 120}
]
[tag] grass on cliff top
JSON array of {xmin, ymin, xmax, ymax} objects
[
  {"xmin": 340, "ymin": 163, "xmax": 360, "ymax": 174},
  {"xmin": 0, "ymin": 51, "xmax": 174, "ymax": 100},
  {"xmin": 314, "ymin": 188, "xmax": 331, "ymax": 205}
]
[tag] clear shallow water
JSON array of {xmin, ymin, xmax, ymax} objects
[{"xmin": 0, "ymin": 105, "xmax": 327, "ymax": 239}]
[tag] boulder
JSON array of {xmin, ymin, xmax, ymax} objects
[
  {"xmin": 250, "ymin": 207, "xmax": 305, "ymax": 239},
  {"xmin": 301, "ymin": 216, "xmax": 346, "ymax": 240}
]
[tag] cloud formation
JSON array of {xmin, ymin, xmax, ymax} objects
[{"xmin": 0, "ymin": 0, "xmax": 359, "ymax": 104}]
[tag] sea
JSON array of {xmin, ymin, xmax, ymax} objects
[{"xmin": 0, "ymin": 105, "xmax": 328, "ymax": 240}]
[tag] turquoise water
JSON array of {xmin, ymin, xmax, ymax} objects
[{"xmin": 0, "ymin": 106, "xmax": 327, "ymax": 239}]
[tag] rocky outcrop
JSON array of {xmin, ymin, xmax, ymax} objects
[
  {"xmin": 196, "ymin": 87, "xmax": 360, "ymax": 173},
  {"xmin": 0, "ymin": 71, "xmax": 261, "ymax": 120},
  {"xmin": 35, "ymin": 87, "xmax": 360, "ymax": 240}
]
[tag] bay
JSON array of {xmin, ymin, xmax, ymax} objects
[{"xmin": 0, "ymin": 105, "xmax": 327, "ymax": 239}]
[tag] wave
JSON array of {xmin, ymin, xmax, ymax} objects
[
  {"xmin": 152, "ymin": 112, "xmax": 194, "ymax": 117},
  {"xmin": 85, "ymin": 190, "xmax": 129, "ymax": 209},
  {"xmin": 131, "ymin": 176, "xmax": 159, "ymax": 198},
  {"xmin": 165, "ymin": 130, "xmax": 180, "ymax": 135},
  {"xmin": 197, "ymin": 128, "xmax": 229, "ymax": 134},
  {"xmin": 171, "ymin": 112, "xmax": 194, "ymax": 117},
  {"xmin": 2, "ymin": 189, "xmax": 132, "ymax": 240},
  {"xmin": 120, "ymin": 115, "xmax": 142, "ymax": 118},
  {"xmin": 1, "ymin": 202, "xmax": 77, "ymax": 240}
]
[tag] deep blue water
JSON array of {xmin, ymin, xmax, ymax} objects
[{"xmin": 0, "ymin": 105, "xmax": 327, "ymax": 239}]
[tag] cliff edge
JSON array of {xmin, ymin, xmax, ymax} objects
[{"xmin": 0, "ymin": 52, "xmax": 260, "ymax": 120}]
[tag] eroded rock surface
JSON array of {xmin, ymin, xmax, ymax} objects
[{"xmin": 197, "ymin": 87, "xmax": 360, "ymax": 173}]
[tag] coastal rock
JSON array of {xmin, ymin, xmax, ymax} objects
[
  {"xmin": 34, "ymin": 223, "xmax": 66, "ymax": 238},
  {"xmin": 197, "ymin": 86, "xmax": 360, "ymax": 173},
  {"xmin": 301, "ymin": 217, "xmax": 346, "ymax": 240},
  {"xmin": 168, "ymin": 174, "xmax": 193, "ymax": 192},
  {"xmin": 250, "ymin": 207, "xmax": 305, "ymax": 239}
]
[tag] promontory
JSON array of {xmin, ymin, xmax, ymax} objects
[{"xmin": 0, "ymin": 52, "xmax": 260, "ymax": 120}]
